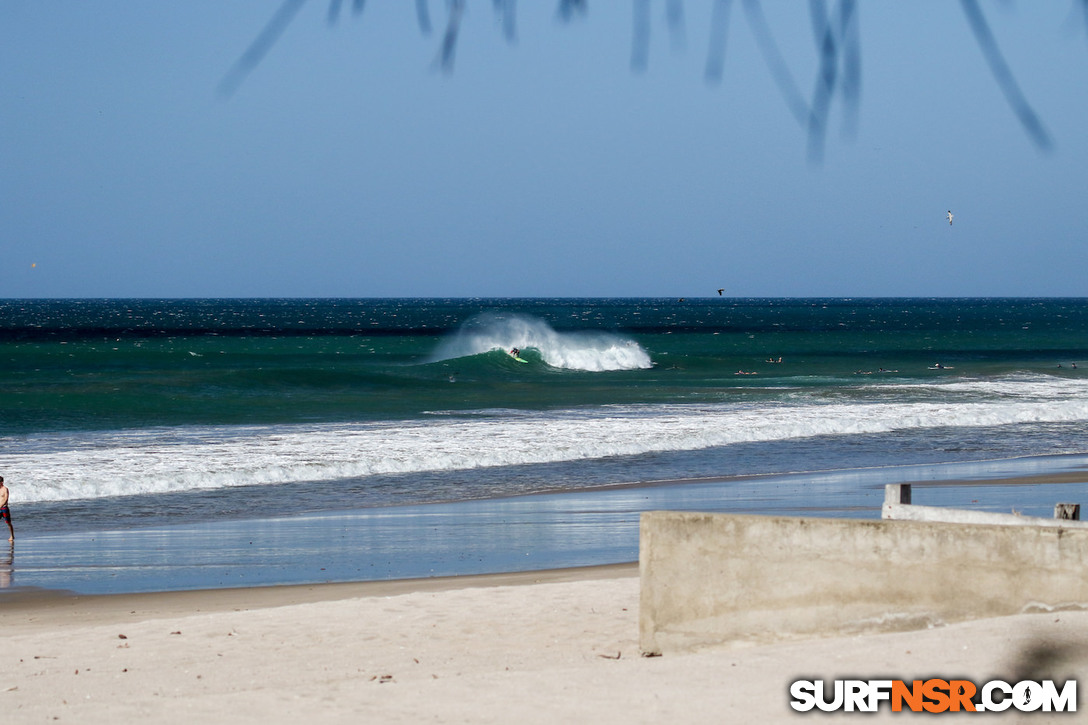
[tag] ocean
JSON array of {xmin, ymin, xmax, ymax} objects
[{"xmin": 3, "ymin": 297, "xmax": 1088, "ymax": 592}]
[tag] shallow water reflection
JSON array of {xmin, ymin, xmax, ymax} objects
[
  {"xmin": 0, "ymin": 543, "xmax": 12, "ymax": 588},
  {"xmin": 4, "ymin": 456, "xmax": 1087, "ymax": 595}
]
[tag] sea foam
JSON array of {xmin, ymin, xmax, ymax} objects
[
  {"xmin": 5, "ymin": 376, "xmax": 1088, "ymax": 504},
  {"xmin": 429, "ymin": 313, "xmax": 653, "ymax": 371}
]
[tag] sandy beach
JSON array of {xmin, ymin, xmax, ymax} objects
[
  {"xmin": 2, "ymin": 563, "xmax": 1085, "ymax": 724},
  {"xmin": 3, "ymin": 457, "xmax": 1087, "ymax": 722}
]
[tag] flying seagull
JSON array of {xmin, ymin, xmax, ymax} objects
[
  {"xmin": 947, "ymin": 210, "xmax": 954, "ymax": 226},
  {"xmin": 717, "ymin": 288, "xmax": 724, "ymax": 296}
]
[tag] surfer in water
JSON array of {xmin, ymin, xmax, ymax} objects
[{"xmin": 510, "ymin": 347, "xmax": 520, "ymax": 357}]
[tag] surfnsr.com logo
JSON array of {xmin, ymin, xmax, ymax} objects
[{"xmin": 789, "ymin": 679, "xmax": 1077, "ymax": 713}]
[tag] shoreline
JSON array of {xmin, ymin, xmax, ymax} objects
[
  {"xmin": 4, "ymin": 454, "xmax": 1087, "ymax": 722},
  {"xmin": 0, "ymin": 562, "xmax": 637, "ymax": 628},
  {"xmin": 3, "ymin": 452, "xmax": 1088, "ymax": 597}
]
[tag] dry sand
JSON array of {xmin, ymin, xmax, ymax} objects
[{"xmin": 2, "ymin": 563, "xmax": 1085, "ymax": 724}]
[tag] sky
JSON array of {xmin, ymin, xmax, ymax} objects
[{"xmin": 2, "ymin": 1, "xmax": 1087, "ymax": 298}]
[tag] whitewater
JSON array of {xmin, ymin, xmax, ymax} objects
[
  {"xmin": 5, "ymin": 298, "xmax": 1088, "ymax": 593},
  {"xmin": 8, "ymin": 374, "xmax": 1088, "ymax": 504},
  {"xmin": 5, "ymin": 298, "xmax": 1088, "ymax": 509},
  {"xmin": 428, "ymin": 313, "xmax": 653, "ymax": 371}
]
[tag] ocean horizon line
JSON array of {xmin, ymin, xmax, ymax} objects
[{"xmin": 5, "ymin": 294, "xmax": 1088, "ymax": 302}]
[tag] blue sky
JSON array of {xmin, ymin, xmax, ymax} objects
[{"xmin": 2, "ymin": 1, "xmax": 1087, "ymax": 298}]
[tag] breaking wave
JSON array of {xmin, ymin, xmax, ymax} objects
[{"xmin": 428, "ymin": 313, "xmax": 653, "ymax": 371}]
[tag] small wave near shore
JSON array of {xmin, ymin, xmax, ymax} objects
[{"xmin": 8, "ymin": 375, "xmax": 1088, "ymax": 504}]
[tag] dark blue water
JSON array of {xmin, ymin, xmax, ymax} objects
[{"xmin": 2, "ymin": 298, "xmax": 1087, "ymax": 593}]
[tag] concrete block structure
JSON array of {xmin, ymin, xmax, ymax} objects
[
  {"xmin": 882, "ymin": 484, "xmax": 1088, "ymax": 529},
  {"xmin": 639, "ymin": 511, "xmax": 1088, "ymax": 656}
]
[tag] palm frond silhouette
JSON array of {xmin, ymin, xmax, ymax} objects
[{"xmin": 219, "ymin": 1, "xmax": 1064, "ymax": 158}]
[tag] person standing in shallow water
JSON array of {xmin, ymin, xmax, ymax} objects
[{"xmin": 0, "ymin": 476, "xmax": 13, "ymax": 542}]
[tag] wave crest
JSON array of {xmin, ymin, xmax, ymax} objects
[{"xmin": 429, "ymin": 313, "xmax": 652, "ymax": 371}]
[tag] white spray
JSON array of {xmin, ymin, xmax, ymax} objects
[{"xmin": 429, "ymin": 313, "xmax": 653, "ymax": 371}]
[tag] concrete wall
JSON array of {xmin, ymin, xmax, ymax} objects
[
  {"xmin": 881, "ymin": 483, "xmax": 1088, "ymax": 529},
  {"xmin": 639, "ymin": 511, "xmax": 1088, "ymax": 656},
  {"xmin": 883, "ymin": 503, "xmax": 1088, "ymax": 528}
]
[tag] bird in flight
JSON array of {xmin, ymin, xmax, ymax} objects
[
  {"xmin": 947, "ymin": 210, "xmax": 954, "ymax": 226},
  {"xmin": 717, "ymin": 288, "xmax": 724, "ymax": 296}
]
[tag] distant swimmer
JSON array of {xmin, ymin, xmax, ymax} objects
[{"xmin": 947, "ymin": 210, "xmax": 954, "ymax": 226}]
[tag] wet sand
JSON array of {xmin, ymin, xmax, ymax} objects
[
  {"xmin": 5, "ymin": 454, "xmax": 1088, "ymax": 595},
  {"xmin": 3, "ymin": 455, "xmax": 1087, "ymax": 722}
]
